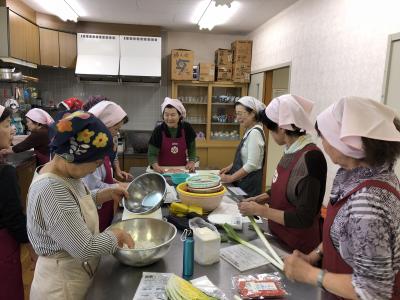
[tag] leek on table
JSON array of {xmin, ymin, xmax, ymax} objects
[
  {"xmin": 222, "ymin": 223, "xmax": 284, "ymax": 271},
  {"xmin": 165, "ymin": 274, "xmax": 217, "ymax": 300},
  {"xmin": 248, "ymin": 216, "xmax": 284, "ymax": 268}
]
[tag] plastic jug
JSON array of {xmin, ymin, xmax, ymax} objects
[{"xmin": 189, "ymin": 217, "xmax": 220, "ymax": 265}]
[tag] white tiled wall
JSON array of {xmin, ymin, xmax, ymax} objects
[{"xmin": 247, "ymin": 0, "xmax": 400, "ymax": 203}]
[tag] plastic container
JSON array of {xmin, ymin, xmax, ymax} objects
[
  {"xmin": 189, "ymin": 217, "xmax": 220, "ymax": 265},
  {"xmin": 171, "ymin": 173, "xmax": 190, "ymax": 185},
  {"xmin": 176, "ymin": 182, "xmax": 225, "ymax": 212}
]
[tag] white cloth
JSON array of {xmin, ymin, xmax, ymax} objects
[
  {"xmin": 89, "ymin": 101, "xmax": 127, "ymax": 127},
  {"xmin": 26, "ymin": 108, "xmax": 54, "ymax": 125},
  {"xmin": 317, "ymin": 96, "xmax": 400, "ymax": 159},
  {"xmin": 265, "ymin": 94, "xmax": 314, "ymax": 132},
  {"xmin": 284, "ymin": 134, "xmax": 314, "ymax": 154},
  {"xmin": 0, "ymin": 104, "xmax": 4, "ymax": 117},
  {"xmin": 237, "ymin": 96, "xmax": 266, "ymax": 112},
  {"xmin": 82, "ymin": 164, "xmax": 117, "ymax": 190},
  {"xmin": 241, "ymin": 124, "xmax": 265, "ymax": 173},
  {"xmin": 161, "ymin": 97, "xmax": 186, "ymax": 118}
]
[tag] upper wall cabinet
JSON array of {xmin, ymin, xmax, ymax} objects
[
  {"xmin": 59, "ymin": 32, "xmax": 77, "ymax": 68},
  {"xmin": 39, "ymin": 28, "xmax": 77, "ymax": 68},
  {"xmin": 0, "ymin": 9, "xmax": 40, "ymax": 64}
]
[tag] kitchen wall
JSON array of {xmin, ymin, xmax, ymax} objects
[
  {"xmin": 37, "ymin": 31, "xmax": 245, "ymax": 130},
  {"xmin": 247, "ymin": 0, "xmax": 400, "ymax": 202}
]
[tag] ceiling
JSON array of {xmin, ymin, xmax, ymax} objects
[{"xmin": 21, "ymin": 0, "xmax": 298, "ymax": 34}]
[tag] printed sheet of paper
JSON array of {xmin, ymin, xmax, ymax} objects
[{"xmin": 133, "ymin": 272, "xmax": 173, "ymax": 300}]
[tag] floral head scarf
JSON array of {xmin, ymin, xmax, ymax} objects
[{"xmin": 49, "ymin": 111, "xmax": 113, "ymax": 163}]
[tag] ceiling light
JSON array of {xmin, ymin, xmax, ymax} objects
[
  {"xmin": 32, "ymin": 0, "xmax": 80, "ymax": 22},
  {"xmin": 195, "ymin": 0, "xmax": 240, "ymax": 31}
]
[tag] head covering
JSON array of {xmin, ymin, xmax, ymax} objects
[
  {"xmin": 161, "ymin": 97, "xmax": 186, "ymax": 118},
  {"xmin": 58, "ymin": 98, "xmax": 84, "ymax": 111},
  {"xmin": 88, "ymin": 101, "xmax": 127, "ymax": 127},
  {"xmin": 265, "ymin": 94, "xmax": 314, "ymax": 132},
  {"xmin": 317, "ymin": 96, "xmax": 400, "ymax": 159},
  {"xmin": 237, "ymin": 96, "xmax": 266, "ymax": 112},
  {"xmin": 49, "ymin": 111, "xmax": 113, "ymax": 163},
  {"xmin": 83, "ymin": 95, "xmax": 109, "ymax": 111},
  {"xmin": 25, "ymin": 108, "xmax": 54, "ymax": 126},
  {"xmin": 0, "ymin": 105, "xmax": 4, "ymax": 118}
]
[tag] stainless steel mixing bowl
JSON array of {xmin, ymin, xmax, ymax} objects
[
  {"xmin": 110, "ymin": 218, "xmax": 177, "ymax": 267},
  {"xmin": 122, "ymin": 173, "xmax": 167, "ymax": 214}
]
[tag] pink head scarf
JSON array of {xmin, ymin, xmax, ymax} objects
[
  {"xmin": 89, "ymin": 101, "xmax": 127, "ymax": 127},
  {"xmin": 161, "ymin": 97, "xmax": 186, "ymax": 118},
  {"xmin": 317, "ymin": 96, "xmax": 400, "ymax": 159},
  {"xmin": 26, "ymin": 108, "xmax": 54, "ymax": 125},
  {"xmin": 265, "ymin": 94, "xmax": 314, "ymax": 132}
]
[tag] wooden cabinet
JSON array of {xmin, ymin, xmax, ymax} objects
[
  {"xmin": 59, "ymin": 32, "xmax": 77, "ymax": 68},
  {"xmin": 15, "ymin": 156, "xmax": 36, "ymax": 212},
  {"xmin": 171, "ymin": 81, "xmax": 248, "ymax": 169},
  {"xmin": 39, "ymin": 27, "xmax": 60, "ymax": 67},
  {"xmin": 7, "ymin": 10, "xmax": 40, "ymax": 64}
]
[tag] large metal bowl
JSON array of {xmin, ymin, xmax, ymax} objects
[
  {"xmin": 122, "ymin": 173, "xmax": 167, "ymax": 214},
  {"xmin": 110, "ymin": 218, "xmax": 177, "ymax": 267}
]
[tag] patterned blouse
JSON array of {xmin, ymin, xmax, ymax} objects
[{"xmin": 329, "ymin": 164, "xmax": 400, "ymax": 300}]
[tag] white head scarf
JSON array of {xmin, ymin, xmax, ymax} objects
[
  {"xmin": 161, "ymin": 97, "xmax": 186, "ymax": 118},
  {"xmin": 237, "ymin": 96, "xmax": 266, "ymax": 113},
  {"xmin": 316, "ymin": 96, "xmax": 400, "ymax": 159},
  {"xmin": 89, "ymin": 101, "xmax": 127, "ymax": 127},
  {"xmin": 26, "ymin": 108, "xmax": 54, "ymax": 125},
  {"xmin": 265, "ymin": 94, "xmax": 314, "ymax": 132},
  {"xmin": 0, "ymin": 105, "xmax": 4, "ymax": 118}
]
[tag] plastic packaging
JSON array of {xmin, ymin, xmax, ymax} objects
[
  {"xmin": 189, "ymin": 217, "xmax": 221, "ymax": 265},
  {"xmin": 181, "ymin": 229, "xmax": 194, "ymax": 279},
  {"xmin": 190, "ymin": 276, "xmax": 229, "ymax": 300},
  {"xmin": 232, "ymin": 273, "xmax": 289, "ymax": 299}
]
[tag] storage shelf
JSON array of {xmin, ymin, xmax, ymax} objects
[
  {"xmin": 212, "ymin": 102, "xmax": 235, "ymax": 105},
  {"xmin": 211, "ymin": 122, "xmax": 239, "ymax": 125},
  {"xmin": 181, "ymin": 102, "xmax": 207, "ymax": 105}
]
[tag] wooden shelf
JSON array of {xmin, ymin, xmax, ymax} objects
[
  {"xmin": 211, "ymin": 122, "xmax": 239, "ymax": 125},
  {"xmin": 212, "ymin": 102, "xmax": 235, "ymax": 105},
  {"xmin": 181, "ymin": 102, "xmax": 207, "ymax": 105}
]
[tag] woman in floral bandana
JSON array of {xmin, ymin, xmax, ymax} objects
[{"xmin": 27, "ymin": 111, "xmax": 134, "ymax": 300}]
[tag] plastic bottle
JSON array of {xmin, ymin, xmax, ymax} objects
[{"xmin": 181, "ymin": 229, "xmax": 194, "ymax": 280}]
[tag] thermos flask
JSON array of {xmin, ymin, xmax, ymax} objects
[{"xmin": 181, "ymin": 229, "xmax": 194, "ymax": 279}]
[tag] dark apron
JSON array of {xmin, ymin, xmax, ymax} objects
[
  {"xmin": 230, "ymin": 127, "xmax": 265, "ymax": 197},
  {"xmin": 0, "ymin": 228, "xmax": 24, "ymax": 300},
  {"xmin": 97, "ymin": 156, "xmax": 115, "ymax": 232},
  {"xmin": 322, "ymin": 179, "xmax": 400, "ymax": 300},
  {"xmin": 158, "ymin": 128, "xmax": 187, "ymax": 166},
  {"xmin": 268, "ymin": 144, "xmax": 322, "ymax": 253}
]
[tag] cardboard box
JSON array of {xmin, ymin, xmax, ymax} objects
[
  {"xmin": 171, "ymin": 49, "xmax": 194, "ymax": 80},
  {"xmin": 231, "ymin": 40, "xmax": 252, "ymax": 64},
  {"xmin": 198, "ymin": 63, "xmax": 215, "ymax": 82},
  {"xmin": 215, "ymin": 65, "xmax": 232, "ymax": 81},
  {"xmin": 232, "ymin": 63, "xmax": 251, "ymax": 83},
  {"xmin": 215, "ymin": 49, "xmax": 232, "ymax": 66}
]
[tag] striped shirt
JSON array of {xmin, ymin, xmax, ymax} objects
[
  {"xmin": 330, "ymin": 164, "xmax": 400, "ymax": 300},
  {"xmin": 27, "ymin": 174, "xmax": 118, "ymax": 261}
]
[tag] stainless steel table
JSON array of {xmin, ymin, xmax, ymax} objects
[{"xmin": 86, "ymin": 167, "xmax": 322, "ymax": 300}]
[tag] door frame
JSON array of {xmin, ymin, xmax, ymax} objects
[{"xmin": 382, "ymin": 32, "xmax": 400, "ymax": 103}]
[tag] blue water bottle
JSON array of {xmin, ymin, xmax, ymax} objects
[{"xmin": 181, "ymin": 229, "xmax": 194, "ymax": 279}]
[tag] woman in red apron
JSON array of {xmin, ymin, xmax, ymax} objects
[
  {"xmin": 0, "ymin": 105, "xmax": 34, "ymax": 300},
  {"xmin": 148, "ymin": 97, "xmax": 197, "ymax": 174},
  {"xmin": 239, "ymin": 94, "xmax": 327, "ymax": 253},
  {"xmin": 4, "ymin": 108, "xmax": 54, "ymax": 166},
  {"xmin": 86, "ymin": 100, "xmax": 131, "ymax": 232},
  {"xmin": 27, "ymin": 111, "xmax": 134, "ymax": 300},
  {"xmin": 284, "ymin": 97, "xmax": 400, "ymax": 300}
]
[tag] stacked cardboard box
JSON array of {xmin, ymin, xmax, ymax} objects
[
  {"xmin": 231, "ymin": 40, "xmax": 252, "ymax": 83},
  {"xmin": 171, "ymin": 49, "xmax": 194, "ymax": 80},
  {"xmin": 215, "ymin": 48, "xmax": 232, "ymax": 81},
  {"xmin": 198, "ymin": 63, "xmax": 215, "ymax": 82}
]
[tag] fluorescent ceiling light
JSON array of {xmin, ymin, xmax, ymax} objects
[
  {"xmin": 193, "ymin": 0, "xmax": 240, "ymax": 31},
  {"xmin": 32, "ymin": 0, "xmax": 80, "ymax": 22}
]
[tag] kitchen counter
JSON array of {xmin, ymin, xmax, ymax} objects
[{"xmin": 86, "ymin": 167, "xmax": 322, "ymax": 300}]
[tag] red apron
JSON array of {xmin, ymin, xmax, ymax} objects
[
  {"xmin": 268, "ymin": 144, "xmax": 322, "ymax": 253},
  {"xmin": 158, "ymin": 128, "xmax": 187, "ymax": 166},
  {"xmin": 97, "ymin": 156, "xmax": 115, "ymax": 232},
  {"xmin": 0, "ymin": 229, "xmax": 24, "ymax": 300},
  {"xmin": 322, "ymin": 179, "xmax": 400, "ymax": 300},
  {"xmin": 35, "ymin": 150, "xmax": 50, "ymax": 166}
]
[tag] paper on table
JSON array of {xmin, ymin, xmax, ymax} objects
[
  {"xmin": 227, "ymin": 186, "xmax": 247, "ymax": 196},
  {"xmin": 220, "ymin": 239, "xmax": 290, "ymax": 272},
  {"xmin": 133, "ymin": 272, "xmax": 173, "ymax": 300}
]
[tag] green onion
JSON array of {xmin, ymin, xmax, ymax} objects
[{"xmin": 222, "ymin": 223, "xmax": 283, "ymax": 271}]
